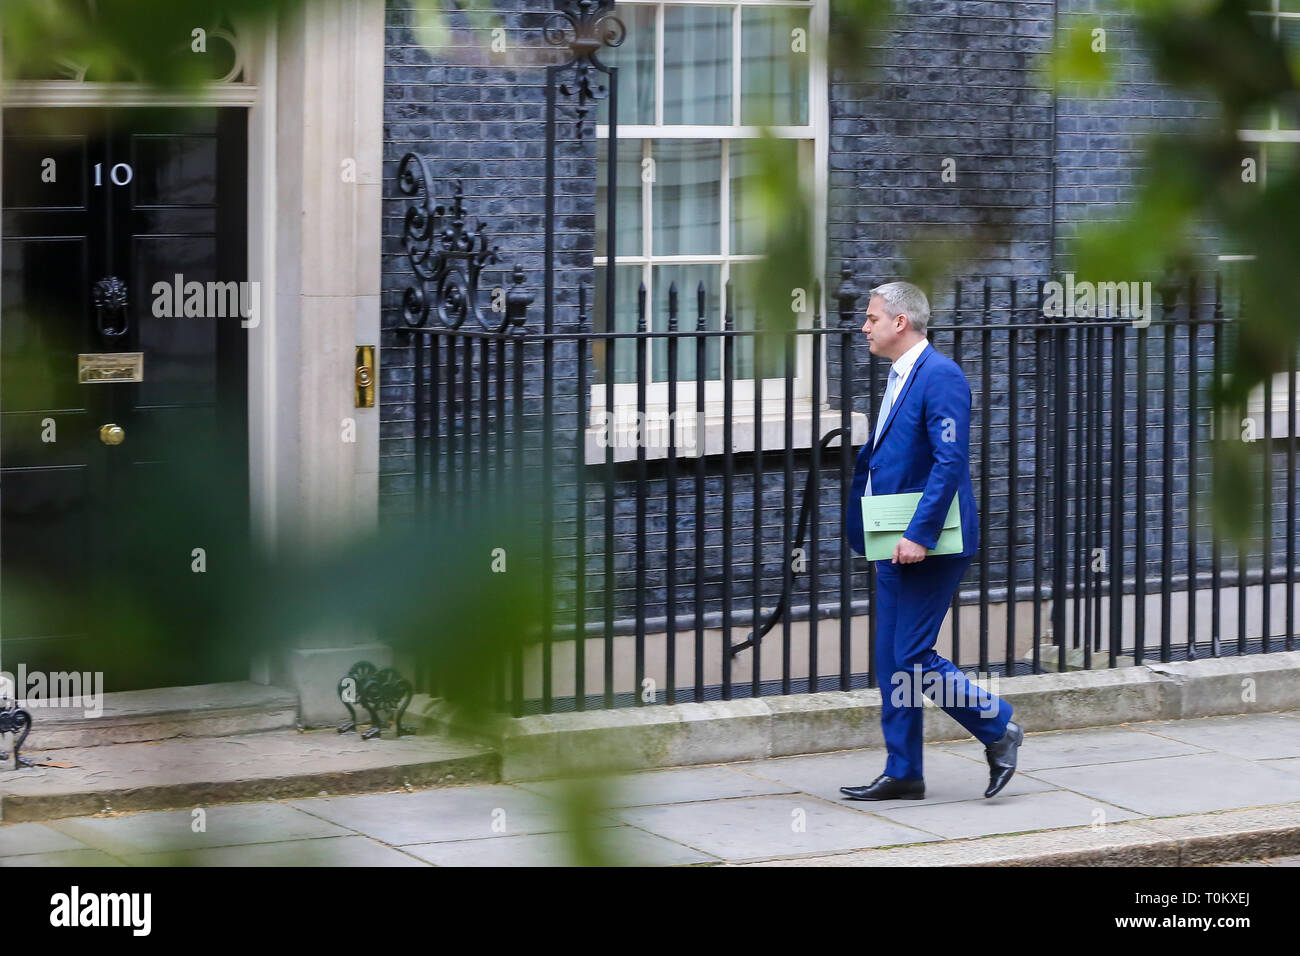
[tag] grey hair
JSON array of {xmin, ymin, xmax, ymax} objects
[{"xmin": 870, "ymin": 281, "xmax": 930, "ymax": 336}]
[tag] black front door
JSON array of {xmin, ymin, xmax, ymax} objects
[{"xmin": 1, "ymin": 107, "xmax": 250, "ymax": 691}]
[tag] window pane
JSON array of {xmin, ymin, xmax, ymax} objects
[
  {"xmin": 741, "ymin": 6, "xmax": 811, "ymax": 125},
  {"xmin": 596, "ymin": 138, "xmax": 643, "ymax": 258},
  {"xmin": 730, "ymin": 138, "xmax": 800, "ymax": 256},
  {"xmin": 593, "ymin": 264, "xmax": 646, "ymax": 384},
  {"xmin": 664, "ymin": 5, "xmax": 732, "ymax": 125},
  {"xmin": 596, "ymin": 4, "xmax": 655, "ymax": 126},
  {"xmin": 729, "ymin": 261, "xmax": 786, "ymax": 379},
  {"xmin": 652, "ymin": 140, "xmax": 721, "ymax": 255},
  {"xmin": 651, "ymin": 264, "xmax": 720, "ymax": 382}
]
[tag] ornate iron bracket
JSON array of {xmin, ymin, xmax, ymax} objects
[
  {"xmin": 337, "ymin": 661, "xmax": 413, "ymax": 741},
  {"xmin": 0, "ymin": 697, "xmax": 33, "ymax": 769},
  {"xmin": 543, "ymin": 0, "xmax": 626, "ymax": 139},
  {"xmin": 399, "ymin": 153, "xmax": 531, "ymax": 333}
]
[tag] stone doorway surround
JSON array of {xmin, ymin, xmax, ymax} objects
[{"xmin": 262, "ymin": 0, "xmax": 387, "ymax": 723}]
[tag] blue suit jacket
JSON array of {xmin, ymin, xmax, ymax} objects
[{"xmin": 845, "ymin": 343, "xmax": 980, "ymax": 559}]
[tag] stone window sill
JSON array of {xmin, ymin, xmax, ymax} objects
[
  {"xmin": 583, "ymin": 404, "xmax": 869, "ymax": 465},
  {"xmin": 1246, "ymin": 371, "xmax": 1300, "ymax": 440}
]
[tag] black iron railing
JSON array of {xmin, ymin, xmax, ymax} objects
[
  {"xmin": 384, "ymin": 1, "xmax": 1297, "ymax": 716},
  {"xmin": 390, "ymin": 211, "xmax": 1300, "ymax": 714}
]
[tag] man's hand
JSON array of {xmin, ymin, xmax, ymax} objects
[{"xmin": 892, "ymin": 536, "xmax": 928, "ymax": 564}]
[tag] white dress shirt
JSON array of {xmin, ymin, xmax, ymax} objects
[{"xmin": 865, "ymin": 337, "xmax": 930, "ymax": 496}]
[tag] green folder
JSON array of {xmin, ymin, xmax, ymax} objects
[{"xmin": 860, "ymin": 491, "xmax": 963, "ymax": 560}]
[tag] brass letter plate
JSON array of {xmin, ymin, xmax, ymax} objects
[{"xmin": 78, "ymin": 352, "xmax": 144, "ymax": 383}]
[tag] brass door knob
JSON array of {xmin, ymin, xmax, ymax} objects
[{"xmin": 99, "ymin": 423, "xmax": 125, "ymax": 445}]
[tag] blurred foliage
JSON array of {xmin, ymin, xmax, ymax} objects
[
  {"xmin": 0, "ymin": 0, "xmax": 304, "ymax": 87},
  {"xmin": 0, "ymin": 0, "xmax": 614, "ymax": 866},
  {"xmin": 6, "ymin": 0, "xmax": 1300, "ymax": 863},
  {"xmin": 826, "ymin": 0, "xmax": 890, "ymax": 74},
  {"xmin": 1051, "ymin": 18, "xmax": 1113, "ymax": 93}
]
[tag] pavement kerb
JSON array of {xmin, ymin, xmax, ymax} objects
[
  {"xmin": 732, "ymin": 803, "xmax": 1300, "ymax": 867},
  {"xmin": 415, "ymin": 651, "xmax": 1300, "ymax": 781}
]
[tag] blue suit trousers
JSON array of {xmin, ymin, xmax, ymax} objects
[{"xmin": 874, "ymin": 553, "xmax": 1013, "ymax": 780}]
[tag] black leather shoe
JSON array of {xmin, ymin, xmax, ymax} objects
[
  {"xmin": 984, "ymin": 720, "xmax": 1024, "ymax": 798},
  {"xmin": 840, "ymin": 773, "xmax": 925, "ymax": 801}
]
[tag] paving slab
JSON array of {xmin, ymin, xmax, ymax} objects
[
  {"xmin": 403, "ymin": 827, "xmax": 717, "ymax": 866},
  {"xmin": 1267, "ymin": 757, "xmax": 1300, "ymax": 775},
  {"xmin": 0, "ymin": 848, "xmax": 126, "ymax": 867},
  {"xmin": 1026, "ymin": 752, "xmax": 1300, "ymax": 816},
  {"xmin": 47, "ymin": 803, "xmax": 351, "ymax": 856},
  {"xmin": 869, "ymin": 788, "xmax": 1145, "ymax": 840},
  {"xmin": 0, "ymin": 821, "xmax": 88, "ymax": 857},
  {"xmin": 515, "ymin": 765, "xmax": 795, "ymax": 808},
  {"xmin": 730, "ymin": 748, "xmax": 1054, "ymax": 806},
  {"xmin": 0, "ymin": 729, "xmax": 497, "ymax": 822},
  {"xmin": 288, "ymin": 783, "xmax": 614, "ymax": 845},
  {"xmin": 932, "ymin": 725, "xmax": 1209, "ymax": 770},
  {"xmin": 613, "ymin": 794, "xmax": 943, "ymax": 862},
  {"xmin": 122, "ymin": 835, "xmax": 428, "ymax": 867},
  {"xmin": 1133, "ymin": 713, "xmax": 1300, "ymax": 761}
]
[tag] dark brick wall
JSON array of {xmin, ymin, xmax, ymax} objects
[
  {"xmin": 829, "ymin": 0, "xmax": 1055, "ymax": 289},
  {"xmin": 381, "ymin": 0, "xmax": 592, "ymax": 506}
]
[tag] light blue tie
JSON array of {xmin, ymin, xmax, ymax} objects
[{"xmin": 865, "ymin": 366, "xmax": 900, "ymax": 497}]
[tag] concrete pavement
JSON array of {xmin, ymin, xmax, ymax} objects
[{"xmin": 3, "ymin": 710, "xmax": 1300, "ymax": 865}]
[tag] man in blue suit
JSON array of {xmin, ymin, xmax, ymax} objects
[{"xmin": 840, "ymin": 281, "xmax": 1023, "ymax": 801}]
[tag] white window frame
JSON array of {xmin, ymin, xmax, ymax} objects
[
  {"xmin": 1240, "ymin": 2, "xmax": 1300, "ymax": 143},
  {"xmin": 1221, "ymin": 3, "xmax": 1300, "ymax": 439},
  {"xmin": 589, "ymin": 0, "xmax": 865, "ymax": 462}
]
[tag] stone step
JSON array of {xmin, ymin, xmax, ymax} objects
[
  {"xmin": 0, "ymin": 728, "xmax": 498, "ymax": 823},
  {"xmin": 12, "ymin": 682, "xmax": 300, "ymax": 751}
]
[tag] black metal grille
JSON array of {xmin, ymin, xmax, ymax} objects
[
  {"xmin": 384, "ymin": 2, "xmax": 1298, "ymax": 717},
  {"xmin": 393, "ymin": 231, "xmax": 1300, "ymax": 715}
]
